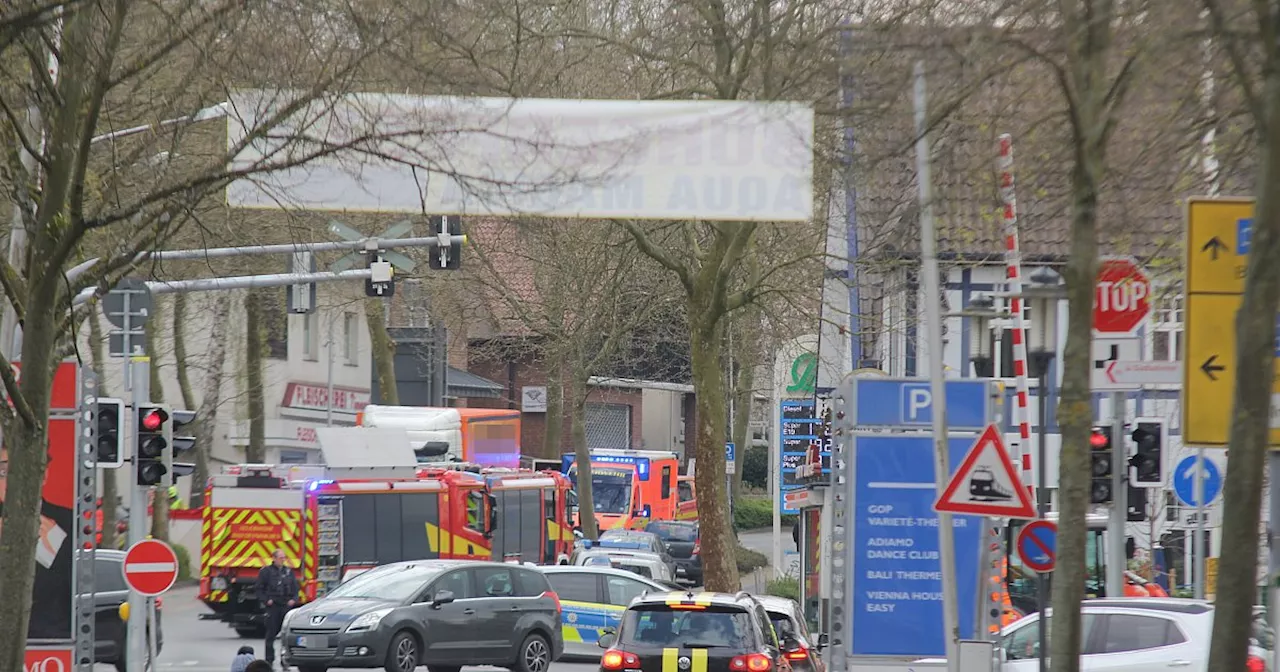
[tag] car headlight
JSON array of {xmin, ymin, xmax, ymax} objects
[
  {"xmin": 281, "ymin": 609, "xmax": 299, "ymax": 631},
  {"xmin": 346, "ymin": 608, "xmax": 393, "ymax": 633}
]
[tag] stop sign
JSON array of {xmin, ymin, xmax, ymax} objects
[
  {"xmin": 1094, "ymin": 258, "xmax": 1151, "ymax": 334},
  {"xmin": 122, "ymin": 539, "xmax": 179, "ymax": 596}
]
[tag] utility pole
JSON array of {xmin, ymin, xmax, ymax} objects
[
  {"xmin": 913, "ymin": 60, "xmax": 959, "ymax": 672},
  {"xmin": 1107, "ymin": 396, "xmax": 1126, "ymax": 597}
]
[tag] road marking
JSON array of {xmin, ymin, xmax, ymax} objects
[
  {"xmin": 126, "ymin": 561, "xmax": 177, "ymax": 572},
  {"xmin": 867, "ymin": 482, "xmax": 935, "ymax": 490}
]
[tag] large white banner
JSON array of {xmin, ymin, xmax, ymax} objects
[{"xmin": 224, "ymin": 91, "xmax": 813, "ymax": 221}]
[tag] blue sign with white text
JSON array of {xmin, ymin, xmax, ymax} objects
[
  {"xmin": 854, "ymin": 379, "xmax": 992, "ymax": 431},
  {"xmin": 779, "ymin": 400, "xmax": 827, "ymax": 514},
  {"xmin": 1173, "ymin": 455, "xmax": 1222, "ymax": 507},
  {"xmin": 1239, "ymin": 218, "xmax": 1253, "ymax": 254},
  {"xmin": 852, "ymin": 435, "xmax": 982, "ymax": 657},
  {"xmin": 725, "ymin": 442, "xmax": 735, "ymax": 463}
]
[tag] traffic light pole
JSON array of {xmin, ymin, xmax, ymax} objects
[
  {"xmin": 1107, "ymin": 393, "xmax": 1127, "ymax": 598},
  {"xmin": 123, "ymin": 282, "xmax": 152, "ymax": 672},
  {"xmin": 1195, "ymin": 446, "xmax": 1206, "ymax": 600}
]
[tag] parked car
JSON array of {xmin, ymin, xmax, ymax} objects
[
  {"xmin": 539, "ymin": 565, "xmax": 673, "ymax": 659},
  {"xmin": 755, "ymin": 595, "xmax": 826, "ymax": 672},
  {"xmin": 88, "ymin": 550, "xmax": 164, "ymax": 672},
  {"xmin": 597, "ymin": 530, "xmax": 678, "ymax": 576},
  {"xmin": 1001, "ymin": 598, "xmax": 1270, "ymax": 672},
  {"xmin": 643, "ymin": 521, "xmax": 701, "ymax": 585},
  {"xmin": 280, "ymin": 559, "xmax": 563, "ymax": 672},
  {"xmin": 575, "ymin": 549, "xmax": 676, "ymax": 584}
]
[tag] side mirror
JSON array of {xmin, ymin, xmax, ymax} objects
[
  {"xmin": 816, "ymin": 633, "xmax": 829, "ymax": 650},
  {"xmin": 598, "ymin": 630, "xmax": 617, "ymax": 649},
  {"xmin": 432, "ymin": 590, "xmax": 456, "ymax": 608}
]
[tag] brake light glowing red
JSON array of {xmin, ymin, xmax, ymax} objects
[
  {"xmin": 731, "ymin": 654, "xmax": 772, "ymax": 672},
  {"xmin": 783, "ymin": 647, "xmax": 808, "ymax": 661},
  {"xmin": 601, "ymin": 650, "xmax": 639, "ymax": 670},
  {"xmin": 1247, "ymin": 655, "xmax": 1266, "ymax": 672}
]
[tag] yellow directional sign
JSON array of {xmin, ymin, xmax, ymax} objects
[{"xmin": 1182, "ymin": 197, "xmax": 1280, "ymax": 447}]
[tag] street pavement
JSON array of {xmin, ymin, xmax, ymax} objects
[{"xmin": 107, "ymin": 530, "xmax": 780, "ymax": 672}]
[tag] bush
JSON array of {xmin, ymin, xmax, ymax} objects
[
  {"xmin": 736, "ymin": 545, "xmax": 769, "ymax": 574},
  {"xmin": 765, "ymin": 576, "xmax": 799, "ymax": 601},
  {"xmin": 742, "ymin": 446, "xmax": 769, "ymax": 489},
  {"xmin": 172, "ymin": 543, "xmax": 192, "ymax": 581},
  {"xmin": 733, "ymin": 496, "xmax": 797, "ymax": 530}
]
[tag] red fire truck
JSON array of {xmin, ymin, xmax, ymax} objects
[{"xmin": 198, "ymin": 463, "xmax": 575, "ymax": 637}]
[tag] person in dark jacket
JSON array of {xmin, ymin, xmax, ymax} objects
[
  {"xmin": 256, "ymin": 549, "xmax": 301, "ymax": 667},
  {"xmin": 791, "ymin": 520, "xmax": 800, "ymax": 551}
]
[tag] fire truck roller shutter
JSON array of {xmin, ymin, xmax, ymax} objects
[
  {"xmin": 340, "ymin": 495, "xmax": 379, "ymax": 564},
  {"xmin": 491, "ymin": 491, "xmax": 510, "ymax": 558},
  {"xmin": 340, "ymin": 493, "xmax": 441, "ymax": 564},
  {"xmin": 520, "ymin": 490, "xmax": 541, "ymax": 562},
  {"xmin": 399, "ymin": 493, "xmax": 441, "ymax": 560}
]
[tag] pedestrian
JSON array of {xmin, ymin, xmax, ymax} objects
[
  {"xmin": 791, "ymin": 520, "xmax": 800, "ymax": 551},
  {"xmin": 245, "ymin": 660, "xmax": 273, "ymax": 672},
  {"xmin": 231, "ymin": 646, "xmax": 255, "ymax": 672},
  {"xmin": 256, "ymin": 549, "xmax": 300, "ymax": 668}
]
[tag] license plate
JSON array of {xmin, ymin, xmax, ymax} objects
[
  {"xmin": 211, "ymin": 577, "xmax": 228, "ymax": 590},
  {"xmin": 676, "ymin": 568, "xmax": 687, "ymax": 575},
  {"xmin": 295, "ymin": 636, "xmax": 311, "ymax": 648}
]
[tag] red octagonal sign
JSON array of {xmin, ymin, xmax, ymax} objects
[
  {"xmin": 122, "ymin": 539, "xmax": 179, "ymax": 597},
  {"xmin": 1094, "ymin": 257, "xmax": 1151, "ymax": 334}
]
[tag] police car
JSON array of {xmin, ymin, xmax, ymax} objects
[
  {"xmin": 597, "ymin": 591, "xmax": 793, "ymax": 672},
  {"xmin": 541, "ymin": 565, "xmax": 674, "ymax": 659}
]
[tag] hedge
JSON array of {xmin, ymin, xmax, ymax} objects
[
  {"xmin": 733, "ymin": 496, "xmax": 797, "ymax": 530},
  {"xmin": 736, "ymin": 545, "xmax": 769, "ymax": 573}
]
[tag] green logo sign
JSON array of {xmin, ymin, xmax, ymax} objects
[{"xmin": 787, "ymin": 352, "xmax": 817, "ymax": 395}]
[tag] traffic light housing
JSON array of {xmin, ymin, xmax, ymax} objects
[
  {"xmin": 136, "ymin": 405, "xmax": 169, "ymax": 486},
  {"xmin": 168, "ymin": 409, "xmax": 197, "ymax": 485},
  {"xmin": 1130, "ymin": 418, "xmax": 1166, "ymax": 487},
  {"xmin": 95, "ymin": 398, "xmax": 124, "ymax": 468},
  {"xmin": 1090, "ymin": 425, "xmax": 1113, "ymax": 504},
  {"xmin": 429, "ymin": 214, "xmax": 463, "ymax": 270}
]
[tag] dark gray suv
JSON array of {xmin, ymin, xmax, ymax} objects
[{"xmin": 280, "ymin": 560, "xmax": 563, "ymax": 672}]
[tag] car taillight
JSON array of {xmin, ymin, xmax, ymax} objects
[
  {"xmin": 693, "ymin": 540, "xmax": 700, "ymax": 555},
  {"xmin": 1247, "ymin": 655, "xmax": 1266, "ymax": 672},
  {"xmin": 601, "ymin": 650, "xmax": 639, "ymax": 670},
  {"xmin": 730, "ymin": 654, "xmax": 772, "ymax": 672},
  {"xmin": 542, "ymin": 591, "xmax": 561, "ymax": 615},
  {"xmin": 784, "ymin": 647, "xmax": 808, "ymax": 661}
]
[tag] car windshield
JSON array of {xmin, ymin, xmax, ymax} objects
[
  {"xmin": 620, "ymin": 606, "xmax": 755, "ymax": 649},
  {"xmin": 570, "ymin": 466, "xmax": 634, "ymax": 514},
  {"xmin": 323, "ymin": 564, "xmax": 439, "ymax": 602},
  {"xmin": 646, "ymin": 523, "xmax": 697, "ymax": 542}
]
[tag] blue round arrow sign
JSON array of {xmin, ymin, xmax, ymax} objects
[
  {"xmin": 1173, "ymin": 456, "xmax": 1222, "ymax": 507},
  {"xmin": 1017, "ymin": 520, "xmax": 1057, "ymax": 573}
]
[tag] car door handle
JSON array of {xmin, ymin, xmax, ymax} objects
[
  {"xmin": 463, "ymin": 608, "xmax": 475, "ymax": 615},
  {"xmin": 510, "ymin": 605, "xmax": 522, "ymax": 611},
  {"xmin": 1169, "ymin": 661, "xmax": 1192, "ymax": 668}
]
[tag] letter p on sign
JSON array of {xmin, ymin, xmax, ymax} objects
[{"xmin": 904, "ymin": 385, "xmax": 932, "ymax": 423}]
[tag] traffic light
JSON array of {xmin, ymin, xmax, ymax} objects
[
  {"xmin": 168, "ymin": 409, "xmax": 197, "ymax": 485},
  {"xmin": 1130, "ymin": 418, "xmax": 1166, "ymax": 487},
  {"xmin": 1090, "ymin": 425, "xmax": 1114, "ymax": 504},
  {"xmin": 136, "ymin": 404, "xmax": 169, "ymax": 486},
  {"xmin": 429, "ymin": 215, "xmax": 463, "ymax": 270},
  {"xmin": 95, "ymin": 398, "xmax": 124, "ymax": 468}
]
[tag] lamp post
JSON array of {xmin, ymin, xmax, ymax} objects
[
  {"xmin": 1021, "ymin": 266, "xmax": 1065, "ymax": 672},
  {"xmin": 965, "ymin": 293, "xmax": 997, "ymax": 378}
]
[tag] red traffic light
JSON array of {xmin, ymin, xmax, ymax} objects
[
  {"xmin": 1090, "ymin": 430, "xmax": 1109, "ymax": 448},
  {"xmin": 141, "ymin": 409, "xmax": 168, "ymax": 432}
]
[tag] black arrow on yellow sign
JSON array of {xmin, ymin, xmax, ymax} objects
[
  {"xmin": 1201, "ymin": 236, "xmax": 1229, "ymax": 260},
  {"xmin": 1201, "ymin": 355, "xmax": 1226, "ymax": 381}
]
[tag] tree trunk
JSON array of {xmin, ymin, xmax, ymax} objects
[
  {"xmin": 690, "ymin": 307, "xmax": 739, "ymax": 592},
  {"xmin": 192, "ymin": 296, "xmax": 233, "ymax": 507},
  {"xmin": 1205, "ymin": 64, "xmax": 1280, "ymax": 672},
  {"xmin": 245, "ymin": 290, "xmax": 266, "ymax": 463},
  {"xmin": 569, "ymin": 376, "xmax": 598, "ymax": 540},
  {"xmin": 89, "ymin": 307, "xmax": 117, "ymax": 549},
  {"xmin": 543, "ymin": 363, "xmax": 564, "ymax": 459},
  {"xmin": 146, "ymin": 300, "xmax": 169, "ymax": 541},
  {"xmin": 0, "ymin": 308, "xmax": 59, "ymax": 672},
  {"xmin": 172, "ymin": 294, "xmax": 211, "ymax": 508},
  {"xmin": 366, "ymin": 299, "xmax": 399, "ymax": 405}
]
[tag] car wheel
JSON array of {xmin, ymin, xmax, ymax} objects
[
  {"xmin": 514, "ymin": 634, "xmax": 551, "ymax": 672},
  {"xmin": 385, "ymin": 631, "xmax": 420, "ymax": 672},
  {"xmin": 236, "ymin": 626, "xmax": 263, "ymax": 638}
]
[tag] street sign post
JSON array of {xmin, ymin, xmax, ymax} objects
[
  {"xmin": 1093, "ymin": 257, "xmax": 1151, "ymax": 335},
  {"xmin": 849, "ymin": 378, "xmax": 994, "ymax": 431},
  {"xmin": 1182, "ymin": 198, "xmax": 1278, "ymax": 446},
  {"xmin": 286, "ymin": 250, "xmax": 317, "ymax": 314},
  {"xmin": 725, "ymin": 442, "xmax": 736, "ymax": 475},
  {"xmin": 122, "ymin": 539, "xmax": 179, "ymax": 597},
  {"xmin": 1016, "ymin": 521, "xmax": 1057, "ymax": 573},
  {"xmin": 1093, "ymin": 360, "xmax": 1182, "ymax": 390}
]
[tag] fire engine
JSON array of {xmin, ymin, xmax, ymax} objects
[{"xmin": 197, "ymin": 462, "xmax": 575, "ymax": 637}]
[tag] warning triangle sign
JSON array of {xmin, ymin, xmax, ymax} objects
[{"xmin": 934, "ymin": 424, "xmax": 1037, "ymax": 519}]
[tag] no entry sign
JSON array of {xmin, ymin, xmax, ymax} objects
[
  {"xmin": 1094, "ymin": 258, "xmax": 1151, "ymax": 334},
  {"xmin": 122, "ymin": 539, "xmax": 179, "ymax": 596}
]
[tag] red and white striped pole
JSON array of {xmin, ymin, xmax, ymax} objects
[{"xmin": 997, "ymin": 134, "xmax": 1036, "ymax": 502}]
